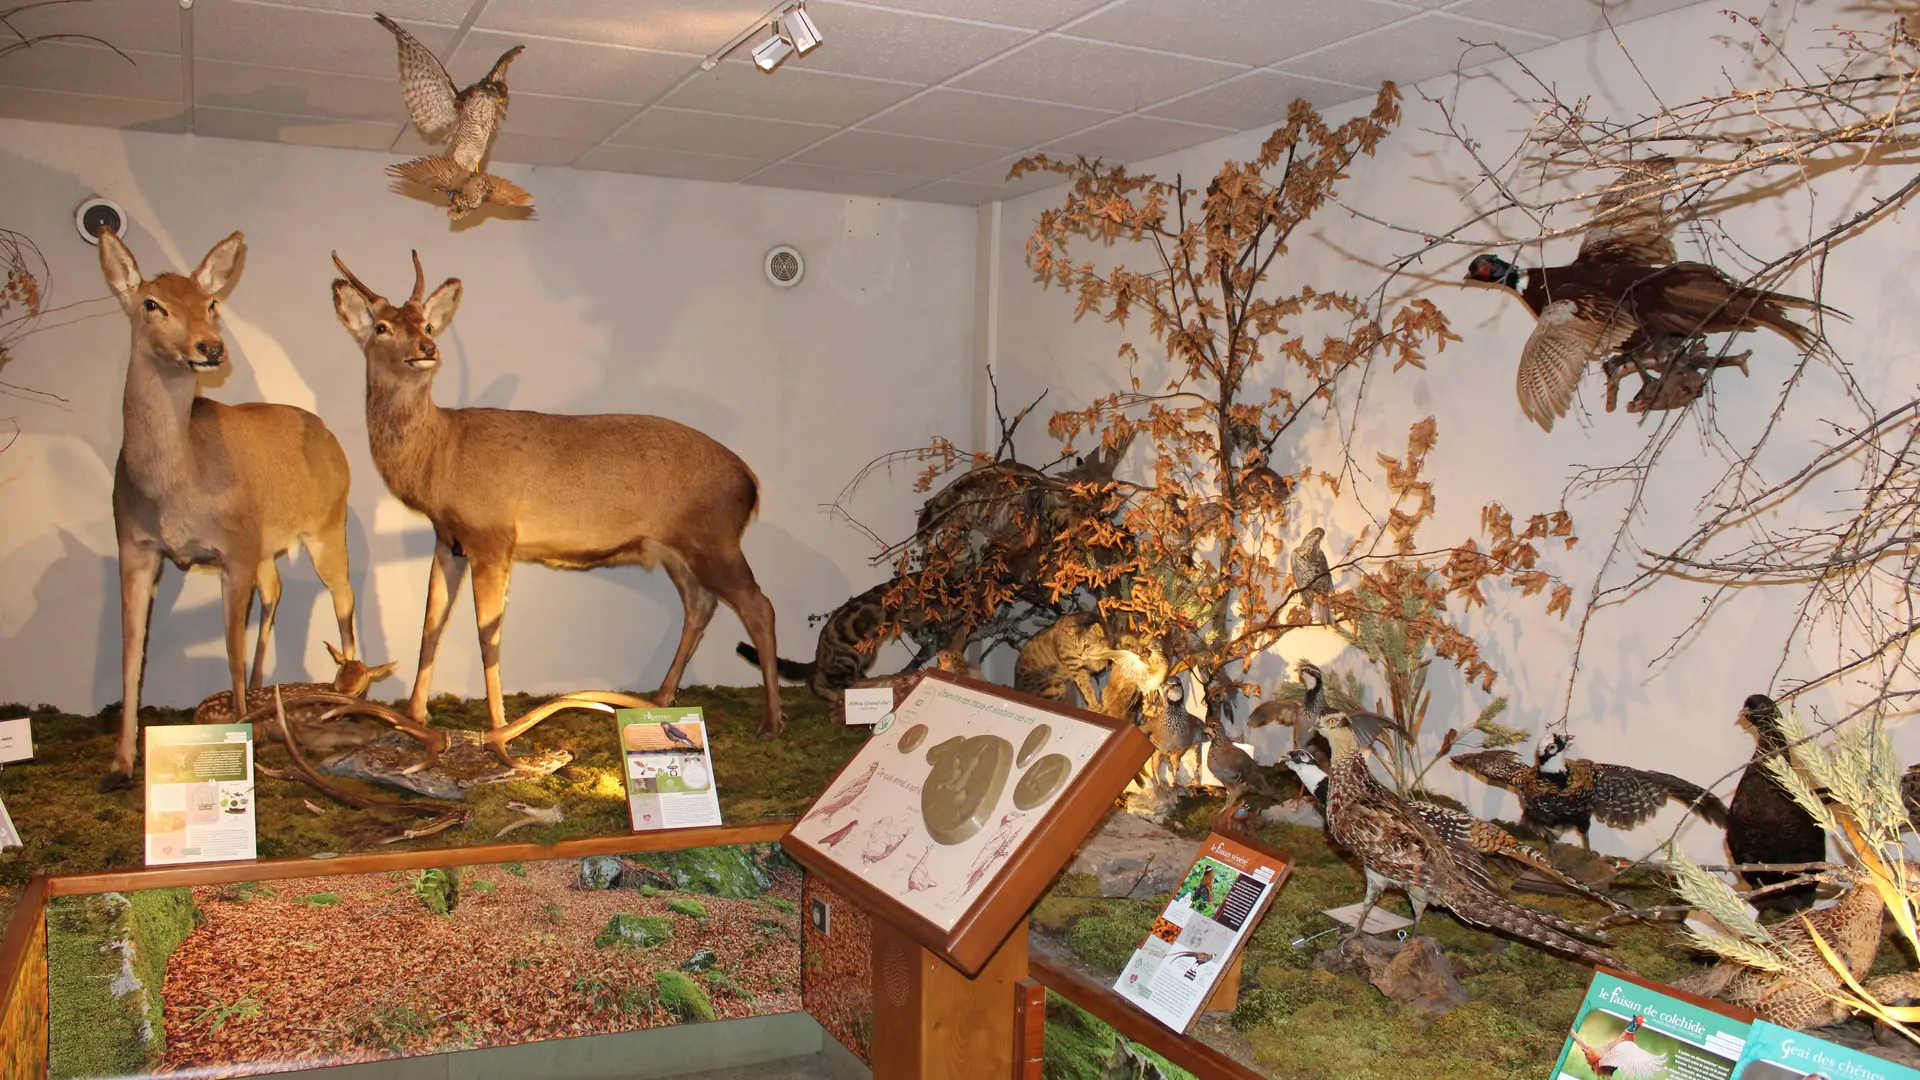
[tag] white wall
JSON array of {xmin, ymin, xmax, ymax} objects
[
  {"xmin": 0, "ymin": 119, "xmax": 976, "ymax": 715},
  {"xmin": 984, "ymin": 0, "xmax": 1919, "ymax": 863}
]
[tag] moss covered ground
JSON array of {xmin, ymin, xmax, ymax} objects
[
  {"xmin": 45, "ymin": 887, "xmax": 201, "ymax": 1079},
  {"xmin": 1036, "ymin": 792, "xmax": 1728, "ymax": 1080},
  {"xmin": 0, "ymin": 686, "xmax": 865, "ymax": 929}
]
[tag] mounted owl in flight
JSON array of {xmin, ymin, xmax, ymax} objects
[{"xmin": 374, "ymin": 13, "xmax": 533, "ymax": 220}]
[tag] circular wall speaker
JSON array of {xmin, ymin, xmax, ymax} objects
[
  {"xmin": 764, "ymin": 244, "xmax": 804, "ymax": 288},
  {"xmin": 76, "ymin": 198, "xmax": 127, "ymax": 245}
]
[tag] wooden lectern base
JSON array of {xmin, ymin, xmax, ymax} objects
[{"xmin": 871, "ymin": 916, "xmax": 1031, "ymax": 1080}]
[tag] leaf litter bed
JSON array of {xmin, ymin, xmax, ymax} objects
[{"xmin": 154, "ymin": 857, "xmax": 803, "ymax": 1076}]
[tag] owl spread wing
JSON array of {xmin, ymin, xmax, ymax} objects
[
  {"xmin": 482, "ymin": 173, "xmax": 534, "ymax": 208},
  {"xmin": 1516, "ymin": 298, "xmax": 1639, "ymax": 431},
  {"xmin": 387, "ymin": 155, "xmax": 467, "ymax": 192},
  {"xmin": 1576, "ymin": 156, "xmax": 1676, "ymax": 267},
  {"xmin": 449, "ymin": 90, "xmax": 502, "ymax": 172},
  {"xmin": 375, "ymin": 13, "xmax": 459, "ymax": 137},
  {"xmin": 1448, "ymin": 749, "xmax": 1532, "ymax": 790}
]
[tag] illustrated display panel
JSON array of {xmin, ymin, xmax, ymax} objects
[
  {"xmin": 786, "ymin": 678, "xmax": 1110, "ymax": 932},
  {"xmin": 43, "ymin": 845, "xmax": 800, "ymax": 1079}
]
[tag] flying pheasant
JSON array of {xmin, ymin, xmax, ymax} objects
[
  {"xmin": 374, "ymin": 12, "xmax": 532, "ymax": 220},
  {"xmin": 1571, "ymin": 1015, "xmax": 1668, "ymax": 1079},
  {"xmin": 1465, "ymin": 156, "xmax": 1839, "ymax": 430}
]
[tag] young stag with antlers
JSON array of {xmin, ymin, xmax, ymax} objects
[
  {"xmin": 101, "ymin": 229, "xmax": 358, "ymax": 791},
  {"xmin": 328, "ymin": 251, "xmax": 785, "ymax": 751}
]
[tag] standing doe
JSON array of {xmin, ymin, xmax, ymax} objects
[
  {"xmin": 101, "ymin": 229, "xmax": 357, "ymax": 790},
  {"xmin": 328, "ymin": 251, "xmax": 785, "ymax": 746}
]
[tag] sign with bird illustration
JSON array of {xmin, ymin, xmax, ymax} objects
[
  {"xmin": 617, "ymin": 707, "xmax": 720, "ymax": 831},
  {"xmin": 1552, "ymin": 969, "xmax": 1753, "ymax": 1080}
]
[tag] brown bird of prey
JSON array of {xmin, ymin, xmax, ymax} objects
[
  {"xmin": 1465, "ymin": 156, "xmax": 1837, "ymax": 431},
  {"xmin": 374, "ymin": 13, "xmax": 532, "ymax": 220},
  {"xmin": 1289, "ymin": 526, "xmax": 1332, "ymax": 623}
]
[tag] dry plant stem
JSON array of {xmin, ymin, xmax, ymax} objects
[{"xmin": 1596, "ymin": 873, "xmax": 1830, "ymax": 927}]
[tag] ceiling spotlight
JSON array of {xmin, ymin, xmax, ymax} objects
[
  {"xmin": 787, "ymin": 6, "xmax": 821, "ymax": 54},
  {"xmin": 752, "ymin": 28, "xmax": 794, "ymax": 72}
]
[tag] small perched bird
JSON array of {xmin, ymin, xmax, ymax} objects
[
  {"xmin": 1675, "ymin": 865, "xmax": 1920, "ymax": 1029},
  {"xmin": 1727, "ymin": 694, "xmax": 1826, "ymax": 912},
  {"xmin": 374, "ymin": 12, "xmax": 532, "ymax": 219},
  {"xmin": 1285, "ymin": 749, "xmax": 1625, "ymax": 912},
  {"xmin": 1289, "ymin": 527, "xmax": 1333, "ymax": 623},
  {"xmin": 1141, "ymin": 676, "xmax": 1199, "ymax": 790},
  {"xmin": 1465, "ymin": 156, "xmax": 1836, "ymax": 431},
  {"xmin": 661, "ymin": 721, "xmax": 698, "ymax": 751},
  {"xmin": 1316, "ymin": 710, "xmax": 1620, "ymax": 967},
  {"xmin": 1571, "ymin": 1015, "xmax": 1668, "ymax": 1079},
  {"xmin": 1451, "ymin": 732, "xmax": 1727, "ymax": 849}
]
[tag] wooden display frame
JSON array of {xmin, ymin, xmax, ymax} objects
[{"xmin": 785, "ymin": 669, "xmax": 1153, "ymax": 976}]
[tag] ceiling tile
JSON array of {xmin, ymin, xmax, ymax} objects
[
  {"xmin": 195, "ymin": 2, "xmax": 455, "ymax": 78},
  {"xmin": 0, "ymin": 86, "xmax": 185, "ymax": 131},
  {"xmin": 1445, "ymin": 0, "xmax": 1704, "ymax": 39},
  {"xmin": 195, "ymin": 60, "xmax": 402, "ymax": 121},
  {"xmin": 5, "ymin": 0, "xmax": 182, "ymax": 55},
  {"xmin": 847, "ymin": 0, "xmax": 1109, "ymax": 31},
  {"xmin": 575, "ymin": 145, "xmax": 769, "ymax": 182},
  {"xmin": 496, "ymin": 93, "xmax": 638, "ymax": 142},
  {"xmin": 1039, "ymin": 114, "xmax": 1234, "ymax": 164},
  {"xmin": 1069, "ymin": 0, "xmax": 1411, "ymax": 67},
  {"xmin": 1147, "ymin": 69, "xmax": 1362, "ymax": 129},
  {"xmin": 794, "ymin": 3, "xmax": 1028, "ymax": 84},
  {"xmin": 194, "ymin": 106, "xmax": 400, "ymax": 149},
  {"xmin": 483, "ymin": 132, "xmax": 598, "ymax": 166},
  {"xmin": 743, "ymin": 162, "xmax": 924, "ymax": 197},
  {"xmin": 445, "ymin": 30, "xmax": 691, "ymax": 107},
  {"xmin": 860, "ymin": 88, "xmax": 1115, "ymax": 149},
  {"xmin": 250, "ymin": 0, "xmax": 471, "ymax": 22},
  {"xmin": 474, "ymin": 0, "xmax": 768, "ymax": 54},
  {"xmin": 790, "ymin": 130, "xmax": 1006, "ymax": 177},
  {"xmin": 951, "ymin": 36, "xmax": 1243, "ymax": 111},
  {"xmin": 608, "ymin": 107, "xmax": 838, "ymax": 159},
  {"xmin": 1275, "ymin": 13, "xmax": 1552, "ymax": 87},
  {"xmin": 0, "ymin": 43, "xmax": 179, "ymax": 102},
  {"xmin": 894, "ymin": 179, "xmax": 1016, "ymax": 204},
  {"xmin": 661, "ymin": 61, "xmax": 918, "ymax": 126}
]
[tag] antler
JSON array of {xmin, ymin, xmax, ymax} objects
[
  {"xmin": 409, "ymin": 249, "xmax": 425, "ymax": 305},
  {"xmin": 331, "ymin": 251, "xmax": 380, "ymax": 302}
]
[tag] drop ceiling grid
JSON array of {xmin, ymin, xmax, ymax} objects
[{"xmin": 0, "ymin": 0, "xmax": 1713, "ymax": 202}]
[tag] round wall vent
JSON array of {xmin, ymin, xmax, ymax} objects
[
  {"xmin": 76, "ymin": 197, "xmax": 127, "ymax": 245},
  {"xmin": 764, "ymin": 244, "xmax": 804, "ymax": 288}
]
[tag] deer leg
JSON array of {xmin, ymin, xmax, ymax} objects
[
  {"xmin": 470, "ymin": 556, "xmax": 513, "ymax": 733},
  {"xmin": 108, "ymin": 543, "xmax": 163, "ymax": 791},
  {"xmin": 694, "ymin": 550, "xmax": 783, "ymax": 738},
  {"xmin": 408, "ymin": 540, "xmax": 466, "ymax": 722},
  {"xmin": 220, "ymin": 559, "xmax": 260, "ymax": 734},
  {"xmin": 306, "ymin": 522, "xmax": 356, "ymax": 662},
  {"xmin": 652, "ymin": 547, "xmax": 718, "ymax": 708},
  {"xmin": 249, "ymin": 557, "xmax": 281, "ymax": 690}
]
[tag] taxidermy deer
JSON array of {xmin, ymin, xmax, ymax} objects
[
  {"xmin": 192, "ymin": 642, "xmax": 396, "ymax": 751},
  {"xmin": 328, "ymin": 251, "xmax": 785, "ymax": 750},
  {"xmin": 100, "ymin": 229, "xmax": 358, "ymax": 790}
]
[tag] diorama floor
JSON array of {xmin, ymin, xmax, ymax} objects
[
  {"xmin": 0, "ymin": 687, "xmax": 865, "ymax": 928},
  {"xmin": 1033, "ymin": 795, "xmax": 1920, "ymax": 1080}
]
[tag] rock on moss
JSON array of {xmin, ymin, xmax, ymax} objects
[
  {"xmin": 47, "ymin": 888, "xmax": 201, "ymax": 1080},
  {"xmin": 667, "ymin": 898, "xmax": 708, "ymax": 919},
  {"xmin": 681, "ymin": 948, "xmax": 718, "ymax": 973},
  {"xmin": 653, "ymin": 971, "xmax": 716, "ymax": 1023},
  {"xmin": 577, "ymin": 856, "xmax": 622, "ymax": 890},
  {"xmin": 624, "ymin": 846, "xmax": 770, "ymax": 898},
  {"xmin": 595, "ymin": 914, "xmax": 673, "ymax": 949}
]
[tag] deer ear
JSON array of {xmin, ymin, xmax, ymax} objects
[
  {"xmin": 366, "ymin": 661, "xmax": 399, "ymax": 682},
  {"xmin": 333, "ymin": 280, "xmax": 374, "ymax": 339},
  {"xmin": 192, "ymin": 231, "xmax": 246, "ymax": 298},
  {"xmin": 98, "ymin": 228, "xmax": 142, "ymax": 311},
  {"xmin": 324, "ymin": 641, "xmax": 346, "ymax": 665},
  {"xmin": 422, "ymin": 278, "xmax": 461, "ymax": 333}
]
